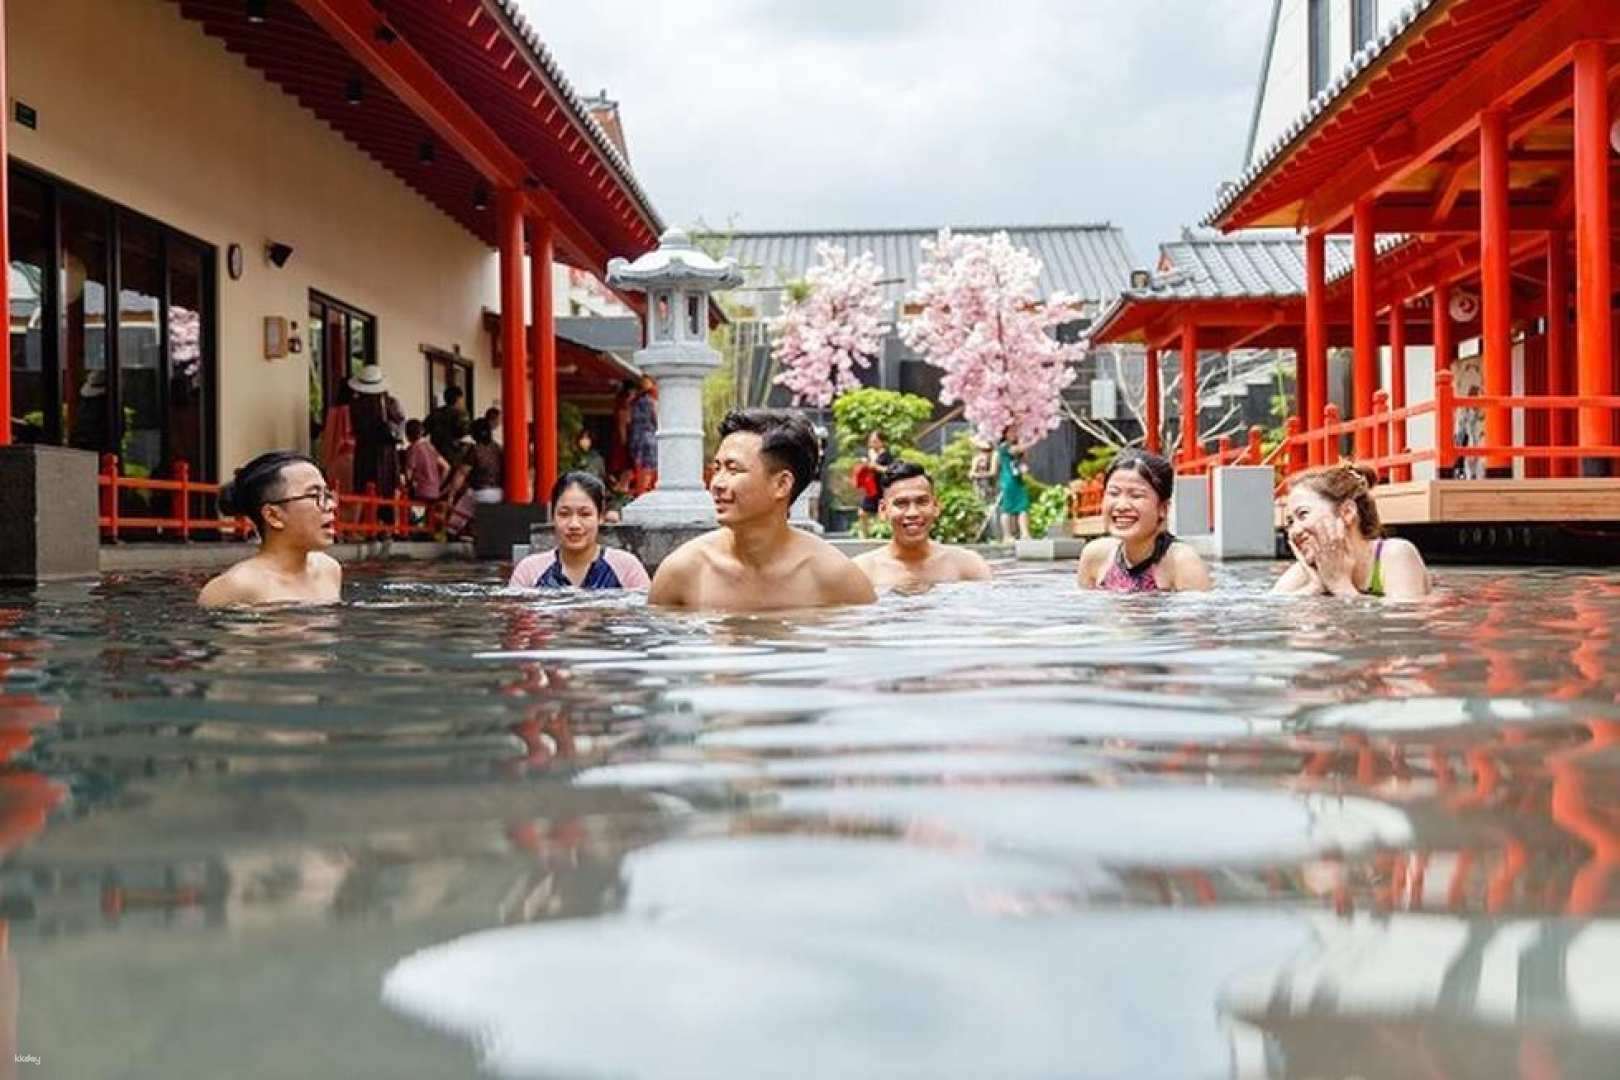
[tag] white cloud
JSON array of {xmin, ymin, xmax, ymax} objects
[{"xmin": 525, "ymin": 0, "xmax": 1272, "ymax": 262}]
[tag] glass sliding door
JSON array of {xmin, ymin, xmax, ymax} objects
[
  {"xmin": 308, "ymin": 290, "xmax": 376, "ymax": 468},
  {"xmin": 60, "ymin": 192, "xmax": 112, "ymax": 456},
  {"xmin": 167, "ymin": 238, "xmax": 209, "ymax": 478},
  {"xmin": 8, "ymin": 172, "xmax": 52, "ymax": 444},
  {"xmin": 117, "ymin": 216, "xmax": 164, "ymax": 481},
  {"xmin": 7, "ymin": 164, "xmax": 217, "ymax": 486}
]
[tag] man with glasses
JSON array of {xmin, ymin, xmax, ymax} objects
[{"xmin": 198, "ymin": 451, "xmax": 343, "ymax": 607}]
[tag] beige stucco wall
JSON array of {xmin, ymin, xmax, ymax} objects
[{"xmin": 7, "ymin": 0, "xmax": 505, "ymax": 474}]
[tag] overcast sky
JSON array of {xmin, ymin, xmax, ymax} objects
[{"xmin": 522, "ymin": 1, "xmax": 1272, "ymax": 267}]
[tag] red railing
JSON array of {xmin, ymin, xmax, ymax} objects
[
  {"xmin": 1269, "ymin": 370, "xmax": 1620, "ymax": 494},
  {"xmin": 97, "ymin": 454, "xmax": 445, "ymax": 543}
]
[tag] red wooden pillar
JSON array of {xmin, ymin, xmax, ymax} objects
[
  {"xmin": 1294, "ymin": 335, "xmax": 1309, "ymax": 431},
  {"xmin": 528, "ymin": 213, "xmax": 558, "ymax": 504},
  {"xmin": 1179, "ymin": 323, "xmax": 1198, "ymax": 463},
  {"xmin": 1305, "ymin": 231, "xmax": 1328, "ymax": 466},
  {"xmin": 1547, "ymin": 230, "xmax": 1574, "ymax": 478},
  {"xmin": 1352, "ymin": 200, "xmax": 1377, "ymax": 460},
  {"xmin": 1432, "ymin": 277, "xmax": 1454, "ymax": 478},
  {"xmin": 1479, "ymin": 108, "xmax": 1512, "ymax": 476},
  {"xmin": 497, "ymin": 189, "xmax": 532, "ymax": 504},
  {"xmin": 1144, "ymin": 346, "xmax": 1161, "ymax": 454},
  {"xmin": 0, "ymin": 0, "xmax": 10, "ymax": 446},
  {"xmin": 1574, "ymin": 42, "xmax": 1613, "ymax": 476},
  {"xmin": 1389, "ymin": 297, "xmax": 1408, "ymax": 481}
]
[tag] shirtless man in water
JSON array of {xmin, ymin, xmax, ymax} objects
[
  {"xmin": 198, "ymin": 451, "xmax": 342, "ymax": 607},
  {"xmin": 853, "ymin": 462, "xmax": 992, "ymax": 590},
  {"xmin": 648, "ymin": 409, "xmax": 875, "ymax": 611}
]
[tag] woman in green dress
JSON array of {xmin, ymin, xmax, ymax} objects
[{"xmin": 996, "ymin": 434, "xmax": 1031, "ymax": 541}]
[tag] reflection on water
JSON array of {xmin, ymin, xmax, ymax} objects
[{"xmin": 2, "ymin": 562, "xmax": 1620, "ymax": 1076}]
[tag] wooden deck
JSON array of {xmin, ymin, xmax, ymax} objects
[{"xmin": 1373, "ymin": 478, "xmax": 1620, "ymax": 525}]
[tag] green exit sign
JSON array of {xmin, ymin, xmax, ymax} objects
[{"xmin": 13, "ymin": 102, "xmax": 36, "ymax": 130}]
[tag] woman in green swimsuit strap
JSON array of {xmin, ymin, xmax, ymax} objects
[{"xmin": 1274, "ymin": 463, "xmax": 1431, "ymax": 599}]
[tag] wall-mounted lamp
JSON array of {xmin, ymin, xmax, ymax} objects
[
  {"xmin": 417, "ymin": 140, "xmax": 436, "ymax": 165},
  {"xmin": 265, "ymin": 241, "xmax": 294, "ymax": 268},
  {"xmin": 345, "ymin": 75, "xmax": 364, "ymax": 106},
  {"xmin": 245, "ymin": 0, "xmax": 267, "ymax": 23},
  {"xmin": 473, "ymin": 185, "xmax": 490, "ymax": 211},
  {"xmin": 374, "ymin": 22, "xmax": 398, "ymax": 44}
]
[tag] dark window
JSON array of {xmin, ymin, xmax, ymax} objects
[
  {"xmin": 1352, "ymin": 0, "xmax": 1377, "ymax": 52},
  {"xmin": 1308, "ymin": 0, "xmax": 1330, "ymax": 97},
  {"xmin": 7, "ymin": 163, "xmax": 216, "ymax": 479},
  {"xmin": 308, "ymin": 291, "xmax": 376, "ymax": 455},
  {"xmin": 8, "ymin": 172, "xmax": 52, "ymax": 446},
  {"xmin": 424, "ymin": 346, "xmax": 473, "ymax": 416}
]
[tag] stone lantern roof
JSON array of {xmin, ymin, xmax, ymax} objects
[{"xmin": 607, "ymin": 228, "xmax": 744, "ymax": 291}]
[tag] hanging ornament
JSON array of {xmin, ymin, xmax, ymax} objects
[{"xmin": 1448, "ymin": 288, "xmax": 1480, "ymax": 323}]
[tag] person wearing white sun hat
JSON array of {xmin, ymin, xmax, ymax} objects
[{"xmin": 348, "ymin": 363, "xmax": 405, "ymax": 521}]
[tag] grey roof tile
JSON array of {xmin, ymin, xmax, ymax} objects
[{"xmin": 712, "ymin": 225, "xmax": 1138, "ymax": 306}]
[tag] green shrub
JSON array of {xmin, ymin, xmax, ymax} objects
[
  {"xmin": 1076, "ymin": 443, "xmax": 1119, "ymax": 481},
  {"xmin": 1028, "ymin": 483, "xmax": 1070, "ymax": 539},
  {"xmin": 831, "ymin": 388, "xmax": 932, "ymax": 447}
]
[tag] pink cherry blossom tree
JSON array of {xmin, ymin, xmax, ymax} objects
[
  {"xmin": 900, "ymin": 230, "xmax": 1082, "ymax": 445},
  {"xmin": 771, "ymin": 243, "xmax": 888, "ymax": 408}
]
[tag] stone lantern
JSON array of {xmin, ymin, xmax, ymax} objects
[{"xmin": 606, "ymin": 228, "xmax": 743, "ymax": 527}]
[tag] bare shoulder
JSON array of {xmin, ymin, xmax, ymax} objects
[
  {"xmin": 647, "ymin": 530, "xmax": 721, "ymax": 605},
  {"xmin": 1378, "ymin": 536, "xmax": 1431, "ymax": 598},
  {"xmin": 197, "ymin": 559, "xmax": 261, "ymax": 608},
  {"xmin": 1380, "ymin": 537, "xmax": 1425, "ymax": 564},
  {"xmin": 1164, "ymin": 540, "xmax": 1212, "ymax": 591},
  {"xmin": 804, "ymin": 533, "xmax": 876, "ymax": 603},
  {"xmin": 313, "ymin": 551, "xmax": 343, "ymax": 579},
  {"xmin": 949, "ymin": 545, "xmax": 993, "ymax": 580},
  {"xmin": 1076, "ymin": 538, "xmax": 1115, "ymax": 585}
]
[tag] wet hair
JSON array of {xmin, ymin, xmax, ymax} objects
[
  {"xmin": 218, "ymin": 450, "xmax": 316, "ymax": 534},
  {"xmin": 550, "ymin": 470, "xmax": 607, "ymax": 514},
  {"xmin": 878, "ymin": 460, "xmax": 931, "ymax": 495},
  {"xmin": 443, "ymin": 386, "xmax": 463, "ymax": 406},
  {"xmin": 405, "ymin": 418, "xmax": 423, "ymax": 441},
  {"xmin": 1104, "ymin": 449, "xmax": 1174, "ymax": 502},
  {"xmin": 717, "ymin": 408, "xmax": 820, "ymax": 502},
  {"xmin": 1293, "ymin": 462, "xmax": 1382, "ymax": 538},
  {"xmin": 471, "ymin": 417, "xmax": 494, "ymax": 445}
]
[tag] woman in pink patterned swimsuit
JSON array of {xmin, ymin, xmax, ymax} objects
[{"xmin": 1075, "ymin": 449, "xmax": 1211, "ymax": 593}]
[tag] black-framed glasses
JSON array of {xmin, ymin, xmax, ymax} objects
[{"xmin": 267, "ymin": 487, "xmax": 338, "ymax": 510}]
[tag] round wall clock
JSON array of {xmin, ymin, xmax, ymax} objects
[{"xmin": 227, "ymin": 243, "xmax": 244, "ymax": 281}]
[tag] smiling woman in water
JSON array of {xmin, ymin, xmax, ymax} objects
[
  {"xmin": 1274, "ymin": 463, "xmax": 1430, "ymax": 599},
  {"xmin": 197, "ymin": 450, "xmax": 343, "ymax": 607},
  {"xmin": 508, "ymin": 471, "xmax": 649, "ymax": 590},
  {"xmin": 1075, "ymin": 449, "xmax": 1211, "ymax": 593}
]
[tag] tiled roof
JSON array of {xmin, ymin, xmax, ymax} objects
[
  {"xmin": 714, "ymin": 225, "xmax": 1138, "ymax": 306},
  {"xmin": 487, "ymin": 0, "xmax": 663, "ymax": 233},
  {"xmin": 1131, "ymin": 230, "xmax": 1351, "ymax": 300},
  {"xmin": 1205, "ymin": 0, "xmax": 1444, "ymax": 227}
]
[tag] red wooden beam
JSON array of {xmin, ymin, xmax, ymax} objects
[
  {"xmin": 498, "ymin": 188, "xmax": 532, "ymax": 504},
  {"xmin": 1573, "ymin": 41, "xmax": 1614, "ymax": 462},
  {"xmin": 1298, "ymin": 0, "xmax": 1614, "ymax": 231},
  {"xmin": 1480, "ymin": 108, "xmax": 1513, "ymax": 473},
  {"xmin": 529, "ymin": 213, "xmax": 558, "ymax": 503},
  {"xmin": 1306, "ymin": 231, "xmax": 1327, "ymax": 465},
  {"xmin": 1352, "ymin": 200, "xmax": 1377, "ymax": 458}
]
